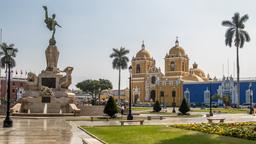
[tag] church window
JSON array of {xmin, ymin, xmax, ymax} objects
[
  {"xmin": 136, "ymin": 64, "xmax": 141, "ymax": 73},
  {"xmin": 151, "ymin": 76, "xmax": 156, "ymax": 84},
  {"xmin": 170, "ymin": 61, "xmax": 175, "ymax": 71},
  {"xmin": 182, "ymin": 62, "xmax": 185, "ymax": 71}
]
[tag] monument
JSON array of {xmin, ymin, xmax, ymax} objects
[{"xmin": 14, "ymin": 6, "xmax": 77, "ymax": 114}]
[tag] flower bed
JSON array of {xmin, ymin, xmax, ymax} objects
[{"xmin": 173, "ymin": 122, "xmax": 256, "ymax": 140}]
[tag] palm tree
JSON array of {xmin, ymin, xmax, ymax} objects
[
  {"xmin": 0, "ymin": 42, "xmax": 18, "ymax": 69},
  {"xmin": 222, "ymin": 13, "xmax": 250, "ymax": 106},
  {"xmin": 110, "ymin": 47, "xmax": 129, "ymax": 104}
]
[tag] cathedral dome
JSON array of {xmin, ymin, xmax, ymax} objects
[
  {"xmin": 191, "ymin": 62, "xmax": 206, "ymax": 78},
  {"xmin": 136, "ymin": 42, "xmax": 151, "ymax": 58},
  {"xmin": 169, "ymin": 39, "xmax": 186, "ymax": 57}
]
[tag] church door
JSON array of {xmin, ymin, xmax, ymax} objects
[{"xmin": 150, "ymin": 90, "xmax": 156, "ymax": 102}]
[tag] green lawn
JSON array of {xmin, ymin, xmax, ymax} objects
[
  {"xmin": 131, "ymin": 107, "xmax": 152, "ymax": 111},
  {"xmin": 82, "ymin": 125, "xmax": 255, "ymax": 144},
  {"xmin": 191, "ymin": 108, "xmax": 248, "ymax": 113},
  {"xmin": 66, "ymin": 117, "xmax": 146, "ymax": 121}
]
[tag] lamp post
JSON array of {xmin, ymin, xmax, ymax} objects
[
  {"xmin": 3, "ymin": 47, "xmax": 14, "ymax": 128},
  {"xmin": 172, "ymin": 88, "xmax": 176, "ymax": 113},
  {"xmin": 127, "ymin": 66, "xmax": 133, "ymax": 120},
  {"xmin": 209, "ymin": 82, "xmax": 213, "ymax": 116},
  {"xmin": 249, "ymin": 82, "xmax": 253, "ymax": 114}
]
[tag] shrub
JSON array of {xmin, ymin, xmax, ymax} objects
[
  {"xmin": 179, "ymin": 98, "xmax": 190, "ymax": 115},
  {"xmin": 173, "ymin": 122, "xmax": 256, "ymax": 140},
  {"xmin": 153, "ymin": 100, "xmax": 161, "ymax": 112},
  {"xmin": 104, "ymin": 96, "xmax": 118, "ymax": 118}
]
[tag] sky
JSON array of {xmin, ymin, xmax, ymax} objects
[{"xmin": 1, "ymin": 0, "xmax": 256, "ymax": 90}]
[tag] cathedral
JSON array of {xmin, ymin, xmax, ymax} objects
[{"xmin": 131, "ymin": 39, "xmax": 210, "ymax": 106}]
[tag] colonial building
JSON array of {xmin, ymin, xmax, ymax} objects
[
  {"xmin": 100, "ymin": 88, "xmax": 129, "ymax": 102},
  {"xmin": 131, "ymin": 39, "xmax": 210, "ymax": 106},
  {"xmin": 0, "ymin": 77, "xmax": 28, "ymax": 105}
]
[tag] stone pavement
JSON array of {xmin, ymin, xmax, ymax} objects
[
  {"xmin": 0, "ymin": 117, "xmax": 85, "ymax": 144},
  {"xmin": 0, "ymin": 113, "xmax": 255, "ymax": 144}
]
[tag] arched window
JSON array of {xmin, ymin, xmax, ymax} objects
[
  {"xmin": 160, "ymin": 91, "xmax": 164, "ymax": 97},
  {"xmin": 182, "ymin": 62, "xmax": 185, "ymax": 71},
  {"xmin": 151, "ymin": 76, "xmax": 156, "ymax": 84},
  {"xmin": 170, "ymin": 61, "xmax": 175, "ymax": 71},
  {"xmin": 136, "ymin": 64, "xmax": 141, "ymax": 73},
  {"xmin": 172, "ymin": 90, "xmax": 176, "ymax": 97}
]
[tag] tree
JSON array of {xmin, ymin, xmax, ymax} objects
[
  {"xmin": 110, "ymin": 47, "xmax": 129, "ymax": 104},
  {"xmin": 104, "ymin": 96, "xmax": 118, "ymax": 118},
  {"xmin": 222, "ymin": 13, "xmax": 250, "ymax": 106},
  {"xmin": 212, "ymin": 94, "xmax": 231, "ymax": 107},
  {"xmin": 0, "ymin": 42, "xmax": 18, "ymax": 69},
  {"xmin": 153, "ymin": 100, "xmax": 161, "ymax": 112},
  {"xmin": 179, "ymin": 98, "xmax": 190, "ymax": 115},
  {"xmin": 76, "ymin": 79, "xmax": 113, "ymax": 104}
]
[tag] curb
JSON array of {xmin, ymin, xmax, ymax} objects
[{"xmin": 78, "ymin": 126, "xmax": 107, "ymax": 144}]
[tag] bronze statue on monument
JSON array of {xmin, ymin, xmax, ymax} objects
[
  {"xmin": 12, "ymin": 6, "xmax": 77, "ymax": 115},
  {"xmin": 42, "ymin": 6, "xmax": 60, "ymax": 72},
  {"xmin": 43, "ymin": 6, "xmax": 62, "ymax": 45}
]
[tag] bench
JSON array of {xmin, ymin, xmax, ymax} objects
[
  {"xmin": 119, "ymin": 120, "xmax": 144, "ymax": 126},
  {"xmin": 90, "ymin": 116, "xmax": 110, "ymax": 121},
  {"xmin": 207, "ymin": 118, "xmax": 225, "ymax": 123},
  {"xmin": 69, "ymin": 104, "xmax": 81, "ymax": 116},
  {"xmin": 147, "ymin": 116, "xmax": 163, "ymax": 120}
]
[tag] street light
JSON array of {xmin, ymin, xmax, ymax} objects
[
  {"xmin": 3, "ymin": 47, "xmax": 14, "ymax": 128},
  {"xmin": 172, "ymin": 88, "xmax": 176, "ymax": 113},
  {"xmin": 127, "ymin": 65, "xmax": 133, "ymax": 120},
  {"xmin": 249, "ymin": 82, "xmax": 253, "ymax": 114},
  {"xmin": 209, "ymin": 82, "xmax": 213, "ymax": 116}
]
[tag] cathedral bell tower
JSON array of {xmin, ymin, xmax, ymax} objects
[
  {"xmin": 165, "ymin": 38, "xmax": 189, "ymax": 77},
  {"xmin": 131, "ymin": 41, "xmax": 155, "ymax": 102}
]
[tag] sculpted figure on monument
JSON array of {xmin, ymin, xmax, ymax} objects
[
  {"xmin": 59, "ymin": 67, "xmax": 73, "ymax": 89},
  {"xmin": 27, "ymin": 72, "xmax": 38, "ymax": 86},
  {"xmin": 43, "ymin": 6, "xmax": 61, "ymax": 45}
]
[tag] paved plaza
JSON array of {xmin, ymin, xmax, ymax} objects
[{"xmin": 0, "ymin": 113, "xmax": 255, "ymax": 144}]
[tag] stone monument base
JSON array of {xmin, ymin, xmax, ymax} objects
[{"xmin": 19, "ymin": 90, "xmax": 75, "ymax": 114}]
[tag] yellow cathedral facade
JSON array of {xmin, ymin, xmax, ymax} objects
[{"xmin": 131, "ymin": 39, "xmax": 210, "ymax": 106}]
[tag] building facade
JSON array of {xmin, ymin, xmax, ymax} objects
[
  {"xmin": 100, "ymin": 88, "xmax": 129, "ymax": 102},
  {"xmin": 0, "ymin": 77, "xmax": 27, "ymax": 105},
  {"xmin": 131, "ymin": 39, "xmax": 210, "ymax": 106},
  {"xmin": 183, "ymin": 76, "xmax": 255, "ymax": 106}
]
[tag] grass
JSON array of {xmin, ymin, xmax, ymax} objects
[
  {"xmin": 66, "ymin": 113, "xmax": 202, "ymax": 121},
  {"xmin": 82, "ymin": 125, "xmax": 255, "ymax": 144},
  {"xmin": 131, "ymin": 107, "xmax": 152, "ymax": 111},
  {"xmin": 191, "ymin": 108, "xmax": 248, "ymax": 113},
  {"xmin": 66, "ymin": 116, "xmax": 146, "ymax": 121}
]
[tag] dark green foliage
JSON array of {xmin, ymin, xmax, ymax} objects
[
  {"xmin": 110, "ymin": 47, "xmax": 129, "ymax": 103},
  {"xmin": 222, "ymin": 13, "xmax": 250, "ymax": 106},
  {"xmin": 104, "ymin": 96, "xmax": 118, "ymax": 118},
  {"xmin": 0, "ymin": 42, "xmax": 18, "ymax": 68},
  {"xmin": 76, "ymin": 79, "xmax": 113, "ymax": 104},
  {"xmin": 153, "ymin": 100, "xmax": 161, "ymax": 112},
  {"xmin": 179, "ymin": 98, "xmax": 190, "ymax": 115},
  {"xmin": 222, "ymin": 13, "xmax": 250, "ymax": 48}
]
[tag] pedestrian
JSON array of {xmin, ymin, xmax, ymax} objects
[{"xmin": 121, "ymin": 105, "xmax": 124, "ymax": 115}]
